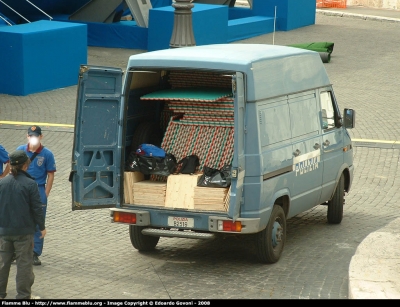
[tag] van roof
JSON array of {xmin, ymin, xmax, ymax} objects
[{"xmin": 127, "ymin": 44, "xmax": 331, "ymax": 100}]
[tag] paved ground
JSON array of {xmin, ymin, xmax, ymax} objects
[{"xmin": 1, "ymin": 6, "xmax": 400, "ymax": 300}]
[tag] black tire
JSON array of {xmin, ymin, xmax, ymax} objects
[
  {"xmin": 130, "ymin": 122, "xmax": 162, "ymax": 153},
  {"xmin": 129, "ymin": 225, "xmax": 160, "ymax": 251},
  {"xmin": 255, "ymin": 205, "xmax": 286, "ymax": 264},
  {"xmin": 327, "ymin": 173, "xmax": 344, "ymax": 224}
]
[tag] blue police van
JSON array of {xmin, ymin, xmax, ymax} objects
[{"xmin": 70, "ymin": 44, "xmax": 355, "ymax": 263}]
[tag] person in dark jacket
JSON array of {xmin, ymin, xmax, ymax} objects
[{"xmin": 0, "ymin": 150, "xmax": 46, "ymax": 300}]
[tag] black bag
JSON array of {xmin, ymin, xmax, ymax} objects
[
  {"xmin": 126, "ymin": 152, "xmax": 177, "ymax": 176},
  {"xmin": 177, "ymin": 155, "xmax": 200, "ymax": 174},
  {"xmin": 197, "ymin": 165, "xmax": 232, "ymax": 188}
]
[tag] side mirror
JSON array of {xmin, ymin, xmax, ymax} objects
[{"xmin": 344, "ymin": 108, "xmax": 355, "ymax": 129}]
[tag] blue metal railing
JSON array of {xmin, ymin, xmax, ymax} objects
[
  {"xmin": 0, "ymin": 0, "xmax": 54, "ymax": 25},
  {"xmin": 0, "ymin": 0, "xmax": 30, "ymax": 23}
]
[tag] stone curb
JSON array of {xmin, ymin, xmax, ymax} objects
[
  {"xmin": 235, "ymin": 2, "xmax": 400, "ymax": 24},
  {"xmin": 348, "ymin": 217, "xmax": 400, "ymax": 299},
  {"xmin": 316, "ymin": 9, "xmax": 400, "ymax": 23}
]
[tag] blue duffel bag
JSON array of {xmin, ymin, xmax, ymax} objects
[{"xmin": 136, "ymin": 144, "xmax": 166, "ymax": 158}]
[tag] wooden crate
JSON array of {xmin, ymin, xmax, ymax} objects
[
  {"xmin": 165, "ymin": 173, "xmax": 203, "ymax": 209},
  {"xmin": 224, "ymin": 186, "xmax": 231, "ymax": 212},
  {"xmin": 124, "ymin": 172, "xmax": 144, "ymax": 204},
  {"xmin": 194, "ymin": 186, "xmax": 229, "ymax": 211},
  {"xmin": 132, "ymin": 180, "xmax": 167, "ymax": 206}
]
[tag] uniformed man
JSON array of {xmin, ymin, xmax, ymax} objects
[{"xmin": 17, "ymin": 126, "xmax": 56, "ymax": 266}]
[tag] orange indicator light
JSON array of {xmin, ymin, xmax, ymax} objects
[
  {"xmin": 114, "ymin": 212, "xmax": 136, "ymax": 224},
  {"xmin": 219, "ymin": 220, "xmax": 242, "ymax": 232}
]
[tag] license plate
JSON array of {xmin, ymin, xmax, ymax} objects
[{"xmin": 168, "ymin": 216, "xmax": 194, "ymax": 228}]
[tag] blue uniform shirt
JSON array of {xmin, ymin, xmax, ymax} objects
[
  {"xmin": 0, "ymin": 145, "xmax": 9, "ymax": 176},
  {"xmin": 16, "ymin": 144, "xmax": 56, "ymax": 185}
]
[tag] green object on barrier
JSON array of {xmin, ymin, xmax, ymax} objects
[
  {"xmin": 288, "ymin": 42, "xmax": 334, "ymax": 53},
  {"xmin": 288, "ymin": 42, "xmax": 334, "ymax": 63}
]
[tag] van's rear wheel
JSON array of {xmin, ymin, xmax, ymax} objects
[
  {"xmin": 255, "ymin": 205, "xmax": 286, "ymax": 264},
  {"xmin": 129, "ymin": 225, "xmax": 160, "ymax": 251},
  {"xmin": 327, "ymin": 173, "xmax": 344, "ymax": 224}
]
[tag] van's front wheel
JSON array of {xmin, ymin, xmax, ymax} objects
[
  {"xmin": 255, "ymin": 205, "xmax": 286, "ymax": 264},
  {"xmin": 129, "ymin": 225, "xmax": 160, "ymax": 251},
  {"xmin": 327, "ymin": 173, "xmax": 344, "ymax": 224}
]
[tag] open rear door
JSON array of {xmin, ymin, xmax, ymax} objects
[
  {"xmin": 228, "ymin": 72, "xmax": 245, "ymax": 220},
  {"xmin": 70, "ymin": 65, "xmax": 123, "ymax": 210}
]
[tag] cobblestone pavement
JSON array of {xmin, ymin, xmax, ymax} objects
[{"xmin": 0, "ymin": 11, "xmax": 400, "ymax": 299}]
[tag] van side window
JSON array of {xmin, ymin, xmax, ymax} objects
[{"xmin": 320, "ymin": 91, "xmax": 336, "ymax": 129}]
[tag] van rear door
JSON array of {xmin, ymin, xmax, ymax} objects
[
  {"xmin": 70, "ymin": 65, "xmax": 123, "ymax": 210},
  {"xmin": 228, "ymin": 72, "xmax": 246, "ymax": 220}
]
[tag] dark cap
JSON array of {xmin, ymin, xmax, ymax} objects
[
  {"xmin": 28, "ymin": 125, "xmax": 42, "ymax": 137},
  {"xmin": 9, "ymin": 150, "xmax": 29, "ymax": 166}
]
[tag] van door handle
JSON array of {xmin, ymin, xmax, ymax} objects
[
  {"xmin": 323, "ymin": 140, "xmax": 330, "ymax": 146},
  {"xmin": 293, "ymin": 149, "xmax": 301, "ymax": 156},
  {"xmin": 314, "ymin": 143, "xmax": 320, "ymax": 149},
  {"xmin": 68, "ymin": 171, "xmax": 76, "ymax": 182}
]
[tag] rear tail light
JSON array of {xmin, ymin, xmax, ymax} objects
[
  {"xmin": 113, "ymin": 211, "xmax": 136, "ymax": 224},
  {"xmin": 218, "ymin": 220, "xmax": 242, "ymax": 232}
]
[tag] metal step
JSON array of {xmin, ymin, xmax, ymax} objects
[{"xmin": 142, "ymin": 228, "xmax": 216, "ymax": 240}]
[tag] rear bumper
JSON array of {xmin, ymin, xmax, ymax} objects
[
  {"xmin": 110, "ymin": 208, "xmax": 261, "ymax": 234},
  {"xmin": 142, "ymin": 228, "xmax": 216, "ymax": 240}
]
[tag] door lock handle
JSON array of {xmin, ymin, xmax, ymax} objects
[
  {"xmin": 323, "ymin": 140, "xmax": 330, "ymax": 146},
  {"xmin": 293, "ymin": 149, "xmax": 301, "ymax": 156},
  {"xmin": 68, "ymin": 171, "xmax": 76, "ymax": 182},
  {"xmin": 314, "ymin": 143, "xmax": 321, "ymax": 149}
]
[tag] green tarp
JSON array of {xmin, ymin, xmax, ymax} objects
[{"xmin": 288, "ymin": 42, "xmax": 334, "ymax": 63}]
